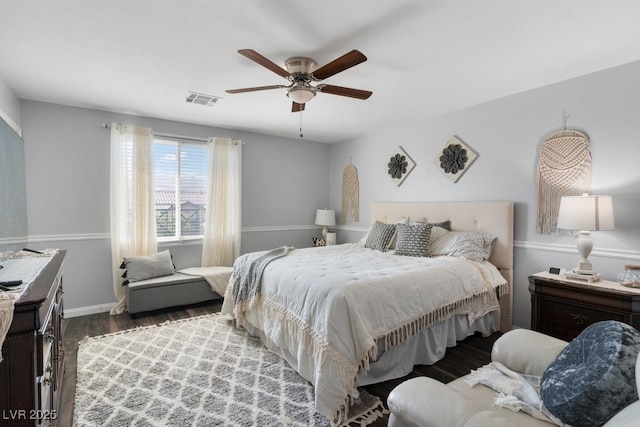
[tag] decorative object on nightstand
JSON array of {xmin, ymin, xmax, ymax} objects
[
  {"xmin": 312, "ymin": 237, "xmax": 326, "ymax": 247},
  {"xmin": 315, "ymin": 208, "xmax": 335, "ymax": 241},
  {"xmin": 325, "ymin": 232, "xmax": 336, "ymax": 246},
  {"xmin": 556, "ymin": 194, "xmax": 614, "ymax": 276},
  {"xmin": 618, "ymin": 265, "xmax": 640, "ymax": 288}
]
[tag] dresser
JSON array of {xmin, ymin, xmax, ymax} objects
[
  {"xmin": 0, "ymin": 250, "xmax": 65, "ymax": 426},
  {"xmin": 529, "ymin": 271, "xmax": 640, "ymax": 341}
]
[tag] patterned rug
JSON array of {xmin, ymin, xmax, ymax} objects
[{"xmin": 73, "ymin": 313, "xmax": 385, "ymax": 426}]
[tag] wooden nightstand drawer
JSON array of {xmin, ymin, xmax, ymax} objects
[
  {"xmin": 538, "ymin": 298, "xmax": 624, "ymax": 340},
  {"xmin": 529, "ymin": 272, "xmax": 640, "ymax": 341}
]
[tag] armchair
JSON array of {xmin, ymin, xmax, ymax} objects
[{"xmin": 388, "ymin": 327, "xmax": 640, "ymax": 427}]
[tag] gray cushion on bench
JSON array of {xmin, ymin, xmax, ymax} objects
[{"xmin": 127, "ymin": 272, "xmax": 221, "ymax": 314}]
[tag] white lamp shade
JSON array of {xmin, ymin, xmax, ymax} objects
[
  {"xmin": 315, "ymin": 209, "xmax": 336, "ymax": 226},
  {"xmin": 557, "ymin": 195, "xmax": 615, "ymax": 231}
]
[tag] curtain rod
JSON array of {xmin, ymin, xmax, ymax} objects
[{"xmin": 102, "ymin": 123, "xmax": 209, "ymax": 144}]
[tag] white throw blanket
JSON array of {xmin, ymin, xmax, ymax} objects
[
  {"xmin": 178, "ymin": 266, "xmax": 233, "ymax": 296},
  {"xmin": 222, "ymin": 243, "xmax": 508, "ymax": 424},
  {"xmin": 465, "ymin": 362, "xmax": 568, "ymax": 426}
]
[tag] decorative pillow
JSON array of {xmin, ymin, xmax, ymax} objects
[
  {"xmin": 360, "ymin": 217, "xmax": 408, "ymax": 247},
  {"xmin": 430, "ymin": 230, "xmax": 496, "ymax": 262},
  {"xmin": 395, "ymin": 223, "xmax": 433, "ymax": 257},
  {"xmin": 541, "ymin": 321, "xmax": 640, "ymax": 427},
  {"xmin": 428, "ymin": 220, "xmax": 451, "ymax": 231},
  {"xmin": 364, "ymin": 221, "xmax": 397, "ymax": 252},
  {"xmin": 122, "ymin": 250, "xmax": 175, "ymax": 282},
  {"xmin": 389, "ymin": 217, "xmax": 410, "ymax": 249}
]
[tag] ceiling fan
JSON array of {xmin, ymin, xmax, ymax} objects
[{"xmin": 226, "ymin": 49, "xmax": 373, "ymax": 112}]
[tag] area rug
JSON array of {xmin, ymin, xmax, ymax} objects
[{"xmin": 73, "ymin": 313, "xmax": 385, "ymax": 426}]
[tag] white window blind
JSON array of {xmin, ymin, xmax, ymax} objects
[{"xmin": 153, "ymin": 138, "xmax": 208, "ymax": 240}]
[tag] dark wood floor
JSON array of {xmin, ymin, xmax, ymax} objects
[{"xmin": 59, "ymin": 301, "xmax": 499, "ymax": 426}]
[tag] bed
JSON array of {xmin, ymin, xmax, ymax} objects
[{"xmin": 221, "ymin": 201, "xmax": 514, "ymax": 424}]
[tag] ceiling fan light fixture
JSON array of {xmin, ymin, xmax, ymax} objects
[{"xmin": 287, "ymin": 86, "xmax": 315, "ymax": 104}]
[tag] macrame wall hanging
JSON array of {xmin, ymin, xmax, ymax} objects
[
  {"xmin": 536, "ymin": 126, "xmax": 592, "ymax": 234},
  {"xmin": 342, "ymin": 163, "xmax": 359, "ymax": 223}
]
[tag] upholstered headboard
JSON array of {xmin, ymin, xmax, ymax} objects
[{"xmin": 371, "ymin": 201, "xmax": 514, "ymax": 331}]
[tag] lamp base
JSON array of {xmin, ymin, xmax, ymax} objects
[
  {"xmin": 577, "ymin": 261, "xmax": 593, "ymax": 272},
  {"xmin": 574, "ymin": 230, "xmax": 595, "ymax": 275}
]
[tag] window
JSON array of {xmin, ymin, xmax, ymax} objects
[{"xmin": 153, "ymin": 138, "xmax": 208, "ymax": 240}]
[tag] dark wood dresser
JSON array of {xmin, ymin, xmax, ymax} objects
[
  {"xmin": 0, "ymin": 250, "xmax": 66, "ymax": 426},
  {"xmin": 529, "ymin": 271, "xmax": 640, "ymax": 341}
]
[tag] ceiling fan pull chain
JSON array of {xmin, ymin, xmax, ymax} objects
[{"xmin": 299, "ymin": 110, "xmax": 303, "ymax": 138}]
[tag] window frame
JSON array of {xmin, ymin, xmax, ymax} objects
[{"xmin": 153, "ymin": 137, "xmax": 209, "ymax": 243}]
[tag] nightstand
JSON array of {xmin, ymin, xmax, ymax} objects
[{"xmin": 529, "ymin": 272, "xmax": 640, "ymax": 341}]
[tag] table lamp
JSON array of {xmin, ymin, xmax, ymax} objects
[
  {"xmin": 556, "ymin": 194, "xmax": 614, "ymax": 273},
  {"xmin": 315, "ymin": 209, "xmax": 335, "ymax": 240}
]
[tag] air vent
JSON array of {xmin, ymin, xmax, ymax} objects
[{"xmin": 185, "ymin": 91, "xmax": 222, "ymax": 106}]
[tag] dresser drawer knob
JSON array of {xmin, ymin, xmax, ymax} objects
[{"xmin": 569, "ymin": 313, "xmax": 589, "ymax": 325}]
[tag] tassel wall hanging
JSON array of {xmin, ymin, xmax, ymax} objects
[
  {"xmin": 342, "ymin": 163, "xmax": 359, "ymax": 223},
  {"xmin": 536, "ymin": 129, "xmax": 592, "ymax": 234}
]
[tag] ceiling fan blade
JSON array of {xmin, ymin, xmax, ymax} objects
[
  {"xmin": 312, "ymin": 50, "xmax": 367, "ymax": 80},
  {"xmin": 318, "ymin": 85, "xmax": 372, "ymax": 100},
  {"xmin": 292, "ymin": 102, "xmax": 305, "ymax": 112},
  {"xmin": 238, "ymin": 49, "xmax": 291, "ymax": 79},
  {"xmin": 226, "ymin": 85, "xmax": 284, "ymax": 94}
]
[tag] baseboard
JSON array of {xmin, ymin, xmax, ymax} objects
[{"xmin": 65, "ymin": 302, "xmax": 115, "ymax": 318}]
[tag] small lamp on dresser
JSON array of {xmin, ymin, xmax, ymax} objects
[
  {"xmin": 556, "ymin": 194, "xmax": 615, "ymax": 274},
  {"xmin": 315, "ymin": 208, "xmax": 335, "ymax": 241}
]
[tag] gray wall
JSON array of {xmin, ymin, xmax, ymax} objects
[
  {"xmin": 329, "ymin": 60, "xmax": 640, "ymax": 329},
  {"xmin": 20, "ymin": 101, "xmax": 330, "ymax": 314},
  {"xmin": 0, "ymin": 78, "xmax": 21, "ymax": 134},
  {"xmin": 0, "ymin": 117, "xmax": 27, "ymax": 251}
]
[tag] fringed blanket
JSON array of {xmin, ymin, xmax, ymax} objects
[
  {"xmin": 465, "ymin": 362, "xmax": 568, "ymax": 426},
  {"xmin": 222, "ymin": 243, "xmax": 507, "ymax": 425},
  {"xmin": 229, "ymin": 246, "xmax": 293, "ymax": 322}
]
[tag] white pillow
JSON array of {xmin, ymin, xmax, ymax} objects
[{"xmin": 430, "ymin": 229, "xmax": 496, "ymax": 262}]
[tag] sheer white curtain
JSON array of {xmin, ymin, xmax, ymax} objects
[
  {"xmin": 109, "ymin": 123, "xmax": 157, "ymax": 314},
  {"xmin": 201, "ymin": 137, "xmax": 242, "ymax": 267}
]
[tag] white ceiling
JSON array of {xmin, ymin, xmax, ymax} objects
[{"xmin": 1, "ymin": 1, "xmax": 639, "ymax": 143}]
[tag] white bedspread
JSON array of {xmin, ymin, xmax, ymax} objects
[{"xmin": 222, "ymin": 243, "xmax": 508, "ymax": 424}]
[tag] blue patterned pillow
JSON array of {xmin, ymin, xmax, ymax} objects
[{"xmin": 541, "ymin": 321, "xmax": 640, "ymax": 427}]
